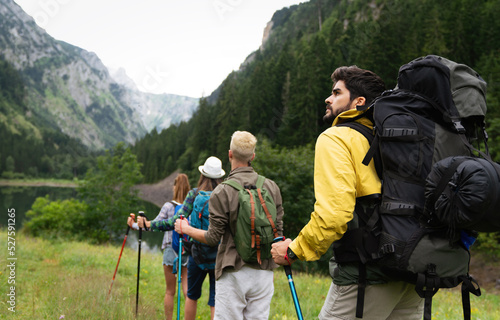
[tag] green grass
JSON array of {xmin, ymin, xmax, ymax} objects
[{"xmin": 0, "ymin": 230, "xmax": 498, "ymax": 319}]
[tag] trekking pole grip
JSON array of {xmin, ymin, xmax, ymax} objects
[
  {"xmin": 179, "ymin": 214, "xmax": 185, "ymax": 234},
  {"xmin": 273, "ymin": 236, "xmax": 285, "ymax": 243},
  {"xmin": 138, "ymin": 211, "xmax": 150, "ymax": 231}
]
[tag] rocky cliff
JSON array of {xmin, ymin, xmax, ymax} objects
[
  {"xmin": 109, "ymin": 67, "xmax": 198, "ymax": 132},
  {"xmin": 0, "ymin": 0, "xmax": 198, "ymax": 149}
]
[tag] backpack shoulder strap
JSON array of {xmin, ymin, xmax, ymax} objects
[
  {"xmin": 256, "ymin": 175, "xmax": 266, "ymax": 189},
  {"xmin": 336, "ymin": 121, "xmax": 382, "ymax": 179},
  {"xmin": 170, "ymin": 201, "xmax": 182, "ymax": 214},
  {"xmin": 336, "ymin": 121, "xmax": 374, "ymax": 143},
  {"xmin": 222, "ymin": 179, "xmax": 244, "ymax": 191}
]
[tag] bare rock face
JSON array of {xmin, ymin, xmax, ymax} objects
[{"xmin": 0, "ymin": 0, "xmax": 198, "ymax": 149}]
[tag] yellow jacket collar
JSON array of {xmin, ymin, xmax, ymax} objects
[{"xmin": 332, "ymin": 108, "xmax": 373, "ymax": 128}]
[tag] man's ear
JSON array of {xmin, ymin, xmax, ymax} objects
[
  {"xmin": 228, "ymin": 150, "xmax": 233, "ymax": 160},
  {"xmin": 357, "ymin": 96, "xmax": 366, "ymax": 106},
  {"xmin": 250, "ymin": 153, "xmax": 255, "ymax": 162}
]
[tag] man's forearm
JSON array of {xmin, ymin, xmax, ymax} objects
[{"xmin": 184, "ymin": 225, "xmax": 208, "ymax": 244}]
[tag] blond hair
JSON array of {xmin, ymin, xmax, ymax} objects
[{"xmin": 230, "ymin": 131, "xmax": 257, "ymax": 163}]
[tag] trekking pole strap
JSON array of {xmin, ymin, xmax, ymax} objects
[{"xmin": 138, "ymin": 212, "xmax": 151, "ymax": 231}]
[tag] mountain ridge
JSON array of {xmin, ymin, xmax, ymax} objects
[
  {"xmin": 0, "ymin": 0, "xmax": 198, "ymax": 149},
  {"xmin": 109, "ymin": 67, "xmax": 199, "ymax": 132}
]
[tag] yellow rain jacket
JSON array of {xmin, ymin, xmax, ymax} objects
[{"xmin": 289, "ymin": 108, "xmax": 389, "ymax": 285}]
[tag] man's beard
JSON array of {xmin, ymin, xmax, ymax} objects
[{"xmin": 322, "ymin": 103, "xmax": 351, "ymax": 126}]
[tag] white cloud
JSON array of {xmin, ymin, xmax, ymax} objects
[{"xmin": 14, "ymin": 0, "xmax": 305, "ymax": 97}]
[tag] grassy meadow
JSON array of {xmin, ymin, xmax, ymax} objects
[{"xmin": 0, "ymin": 230, "xmax": 499, "ymax": 319}]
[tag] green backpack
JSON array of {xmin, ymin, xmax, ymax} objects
[{"xmin": 222, "ymin": 175, "xmax": 279, "ymax": 264}]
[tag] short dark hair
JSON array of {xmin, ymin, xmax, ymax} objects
[{"xmin": 331, "ymin": 66, "xmax": 385, "ymax": 106}]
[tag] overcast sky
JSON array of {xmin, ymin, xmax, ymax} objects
[{"xmin": 13, "ymin": 0, "xmax": 306, "ymax": 98}]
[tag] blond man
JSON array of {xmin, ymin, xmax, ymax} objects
[{"xmin": 175, "ymin": 131, "xmax": 285, "ymax": 320}]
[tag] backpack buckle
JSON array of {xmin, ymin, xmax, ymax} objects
[
  {"xmin": 426, "ymin": 263, "xmax": 437, "ymax": 277},
  {"xmin": 381, "ymin": 243, "xmax": 395, "ymax": 254},
  {"xmin": 452, "ymin": 120, "xmax": 466, "ymax": 133}
]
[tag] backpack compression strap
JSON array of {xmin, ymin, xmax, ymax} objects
[
  {"xmin": 256, "ymin": 189, "xmax": 279, "ymax": 238},
  {"xmin": 255, "ymin": 176, "xmax": 279, "ymax": 239},
  {"xmin": 244, "ymin": 188, "xmax": 260, "ymax": 263},
  {"xmin": 255, "ymin": 176, "xmax": 280, "ymax": 263},
  {"xmin": 460, "ymin": 275, "xmax": 481, "ymax": 320}
]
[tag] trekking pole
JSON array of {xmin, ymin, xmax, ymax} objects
[
  {"xmin": 273, "ymin": 236, "xmax": 304, "ymax": 320},
  {"xmin": 107, "ymin": 222, "xmax": 131, "ymax": 300},
  {"xmin": 135, "ymin": 211, "xmax": 148, "ymax": 317},
  {"xmin": 176, "ymin": 215, "xmax": 185, "ymax": 320}
]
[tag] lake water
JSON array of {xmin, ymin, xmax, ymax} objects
[{"xmin": 0, "ymin": 186, "xmax": 165, "ymax": 253}]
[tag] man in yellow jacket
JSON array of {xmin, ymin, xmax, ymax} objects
[{"xmin": 271, "ymin": 66, "xmax": 424, "ymax": 319}]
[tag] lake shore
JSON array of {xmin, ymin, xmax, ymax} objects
[
  {"xmin": 0, "ymin": 173, "xmax": 177, "ymax": 207},
  {"xmin": 0, "ymin": 179, "xmax": 78, "ymax": 188}
]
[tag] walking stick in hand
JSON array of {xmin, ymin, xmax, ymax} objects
[
  {"xmin": 273, "ymin": 236, "xmax": 304, "ymax": 320},
  {"xmin": 136, "ymin": 211, "xmax": 148, "ymax": 317},
  {"xmin": 107, "ymin": 219, "xmax": 131, "ymax": 300},
  {"xmin": 176, "ymin": 215, "xmax": 185, "ymax": 320}
]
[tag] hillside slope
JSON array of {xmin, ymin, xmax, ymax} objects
[{"xmin": 0, "ymin": 0, "xmax": 199, "ymax": 149}]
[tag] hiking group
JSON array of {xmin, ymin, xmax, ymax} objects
[{"xmin": 126, "ymin": 55, "xmax": 498, "ymax": 320}]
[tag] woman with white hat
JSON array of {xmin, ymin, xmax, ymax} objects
[{"xmin": 136, "ymin": 156, "xmax": 225, "ymax": 320}]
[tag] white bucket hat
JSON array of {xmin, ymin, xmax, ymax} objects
[{"xmin": 198, "ymin": 156, "xmax": 225, "ymax": 179}]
